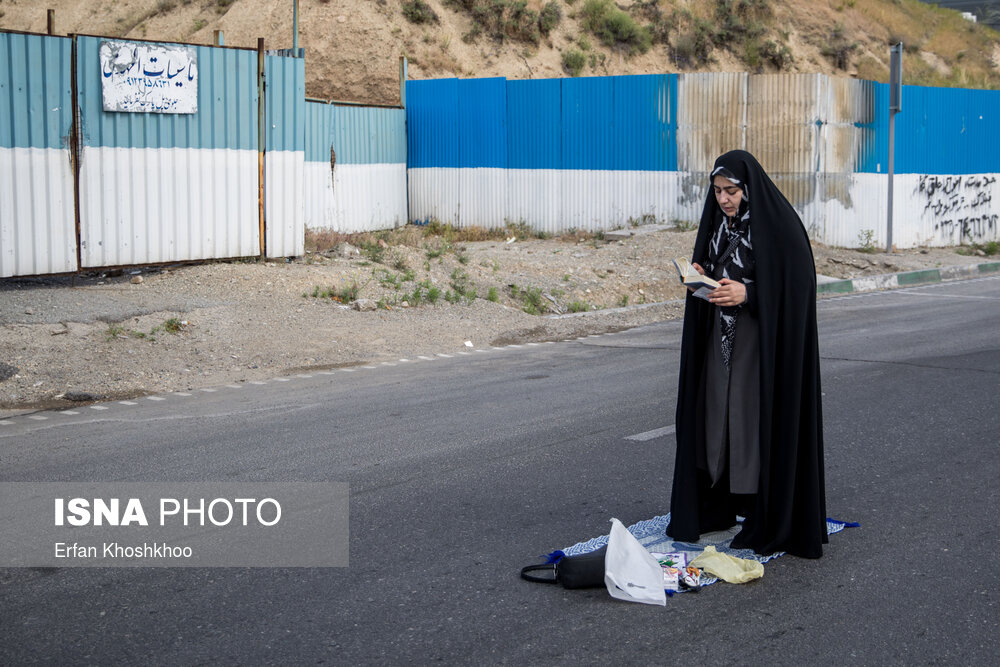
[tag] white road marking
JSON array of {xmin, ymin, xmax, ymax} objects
[
  {"xmin": 89, "ymin": 405, "xmax": 109, "ymax": 411},
  {"xmin": 60, "ymin": 410, "xmax": 79, "ymax": 415},
  {"xmin": 0, "ymin": 420, "xmax": 13, "ymax": 425},
  {"xmin": 147, "ymin": 396, "xmax": 166, "ymax": 401},
  {"xmin": 173, "ymin": 392, "xmax": 192, "ymax": 396},
  {"xmin": 625, "ymin": 425, "xmax": 675, "ymax": 441},
  {"xmin": 119, "ymin": 401, "xmax": 137, "ymax": 406},
  {"xmin": 436, "ymin": 353, "xmax": 453, "ymax": 358},
  {"xmin": 28, "ymin": 416, "xmax": 47, "ymax": 421},
  {"xmin": 418, "ymin": 356, "xmax": 434, "ymax": 360}
]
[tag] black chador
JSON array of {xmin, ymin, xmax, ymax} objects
[{"xmin": 667, "ymin": 150, "xmax": 828, "ymax": 558}]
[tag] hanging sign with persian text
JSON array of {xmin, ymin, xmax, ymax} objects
[{"xmin": 100, "ymin": 40, "xmax": 198, "ymax": 114}]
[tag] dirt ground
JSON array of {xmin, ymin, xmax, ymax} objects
[{"xmin": 0, "ymin": 225, "xmax": 987, "ymax": 413}]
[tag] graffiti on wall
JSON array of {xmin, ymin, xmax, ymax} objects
[
  {"xmin": 100, "ymin": 41, "xmax": 198, "ymax": 114},
  {"xmin": 917, "ymin": 175, "xmax": 998, "ymax": 243}
]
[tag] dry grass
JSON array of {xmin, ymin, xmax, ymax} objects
[
  {"xmin": 852, "ymin": 0, "xmax": 1000, "ymax": 89},
  {"xmin": 305, "ymin": 222, "xmax": 608, "ymax": 254}
]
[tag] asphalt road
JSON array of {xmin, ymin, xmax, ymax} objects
[{"xmin": 2, "ymin": 276, "xmax": 998, "ymax": 665}]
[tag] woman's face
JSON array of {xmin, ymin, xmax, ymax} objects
[{"xmin": 713, "ymin": 175, "xmax": 743, "ymax": 217}]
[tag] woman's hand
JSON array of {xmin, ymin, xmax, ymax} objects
[{"xmin": 709, "ymin": 279, "xmax": 747, "ymax": 307}]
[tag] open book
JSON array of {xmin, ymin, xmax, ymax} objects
[{"xmin": 673, "ymin": 257, "xmax": 720, "ymax": 301}]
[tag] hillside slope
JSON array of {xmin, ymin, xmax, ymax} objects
[{"xmin": 2, "ymin": 0, "xmax": 998, "ymax": 105}]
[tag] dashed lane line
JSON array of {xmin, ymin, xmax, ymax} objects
[
  {"xmin": 625, "ymin": 425, "xmax": 675, "ymax": 441},
  {"xmin": 7, "ymin": 333, "xmax": 625, "ymax": 427}
]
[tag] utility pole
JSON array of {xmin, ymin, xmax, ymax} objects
[{"xmin": 887, "ymin": 42, "xmax": 902, "ymax": 253}]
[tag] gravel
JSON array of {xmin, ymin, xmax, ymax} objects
[{"xmin": 0, "ymin": 227, "xmax": 985, "ymax": 412}]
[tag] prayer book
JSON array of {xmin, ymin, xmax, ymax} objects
[{"xmin": 673, "ymin": 257, "xmax": 720, "ymax": 301}]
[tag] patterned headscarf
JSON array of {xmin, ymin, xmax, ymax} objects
[{"xmin": 704, "ymin": 165, "xmax": 755, "ymax": 367}]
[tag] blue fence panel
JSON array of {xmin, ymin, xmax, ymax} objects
[
  {"xmin": 612, "ymin": 74, "xmax": 677, "ymax": 171},
  {"xmin": 265, "ymin": 54, "xmax": 305, "ymax": 152},
  {"xmin": 76, "ymin": 36, "xmax": 257, "ymax": 150},
  {"xmin": 406, "ymin": 78, "xmax": 459, "ymax": 169},
  {"xmin": 856, "ymin": 83, "xmax": 1000, "ymax": 175},
  {"xmin": 854, "ymin": 82, "xmax": 887, "ymax": 174},
  {"xmin": 0, "ymin": 32, "xmax": 73, "ymax": 150},
  {"xmin": 895, "ymin": 85, "xmax": 1000, "ymax": 174},
  {"xmin": 457, "ymin": 77, "xmax": 507, "ymax": 169},
  {"xmin": 507, "ymin": 78, "xmax": 561, "ymax": 170},
  {"xmin": 561, "ymin": 76, "xmax": 615, "ymax": 171},
  {"xmin": 304, "ymin": 100, "xmax": 333, "ymax": 162},
  {"xmin": 332, "ymin": 105, "xmax": 406, "ymax": 165}
]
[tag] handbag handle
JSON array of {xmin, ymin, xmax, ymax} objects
[{"xmin": 520, "ymin": 563, "xmax": 559, "ymax": 584}]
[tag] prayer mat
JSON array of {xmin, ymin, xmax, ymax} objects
[{"xmin": 558, "ymin": 514, "xmax": 858, "ymax": 590}]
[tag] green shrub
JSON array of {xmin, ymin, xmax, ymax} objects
[
  {"xmin": 581, "ymin": 0, "xmax": 652, "ymax": 56},
  {"xmin": 539, "ymin": 2, "xmax": 562, "ymax": 35},
  {"xmin": 463, "ymin": 0, "xmax": 541, "ymax": 44},
  {"xmin": 402, "ymin": 0, "xmax": 439, "ymax": 24},
  {"xmin": 671, "ymin": 16, "xmax": 715, "ymax": 67},
  {"xmin": 562, "ymin": 48, "xmax": 586, "ymax": 77},
  {"xmin": 821, "ymin": 23, "xmax": 858, "ymax": 70}
]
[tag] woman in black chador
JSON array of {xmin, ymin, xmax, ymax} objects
[{"xmin": 666, "ymin": 150, "xmax": 827, "ymax": 558}]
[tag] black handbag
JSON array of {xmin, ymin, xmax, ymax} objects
[{"xmin": 520, "ymin": 546, "xmax": 607, "ymax": 589}]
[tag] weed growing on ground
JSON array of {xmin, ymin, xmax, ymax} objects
[
  {"xmin": 450, "ymin": 269, "xmax": 477, "ymax": 302},
  {"xmin": 487, "ymin": 287, "xmax": 499, "ymax": 302},
  {"xmin": 618, "ymin": 294, "xmax": 629, "ymax": 307},
  {"xmin": 105, "ymin": 324, "xmax": 126, "ymax": 341},
  {"xmin": 567, "ymin": 300, "xmax": 590, "ymax": 313},
  {"xmin": 956, "ymin": 241, "xmax": 999, "ymax": 256},
  {"xmin": 359, "ymin": 240, "xmax": 387, "ymax": 264},
  {"xmin": 857, "ymin": 229, "xmax": 877, "ymax": 253},
  {"xmin": 512, "ymin": 285, "xmax": 545, "ymax": 315}
]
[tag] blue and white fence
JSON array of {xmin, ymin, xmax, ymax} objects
[
  {"xmin": 75, "ymin": 36, "xmax": 264, "ymax": 267},
  {"xmin": 406, "ymin": 73, "xmax": 1000, "ymax": 248},
  {"xmin": 0, "ymin": 32, "xmax": 76, "ymax": 277},
  {"xmin": 1, "ymin": 30, "xmax": 308, "ymax": 277},
  {"xmin": 265, "ymin": 54, "xmax": 305, "ymax": 258},
  {"xmin": 304, "ymin": 102, "xmax": 407, "ymax": 232}
]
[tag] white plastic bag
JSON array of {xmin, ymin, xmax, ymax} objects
[{"xmin": 604, "ymin": 518, "xmax": 666, "ymax": 606}]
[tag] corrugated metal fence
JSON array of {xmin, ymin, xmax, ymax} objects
[
  {"xmin": 1, "ymin": 29, "xmax": 304, "ymax": 278},
  {"xmin": 304, "ymin": 101, "xmax": 406, "ymax": 232},
  {"xmin": 407, "ymin": 73, "xmax": 1000, "ymax": 248}
]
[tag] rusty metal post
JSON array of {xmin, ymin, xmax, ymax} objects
[
  {"xmin": 47, "ymin": 9, "xmax": 56, "ymax": 35},
  {"xmin": 70, "ymin": 34, "xmax": 83, "ymax": 273},
  {"xmin": 257, "ymin": 38, "xmax": 266, "ymax": 258},
  {"xmin": 213, "ymin": 30, "xmax": 225, "ymax": 47}
]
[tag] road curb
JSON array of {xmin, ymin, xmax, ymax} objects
[{"xmin": 816, "ymin": 261, "xmax": 1000, "ymax": 296}]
